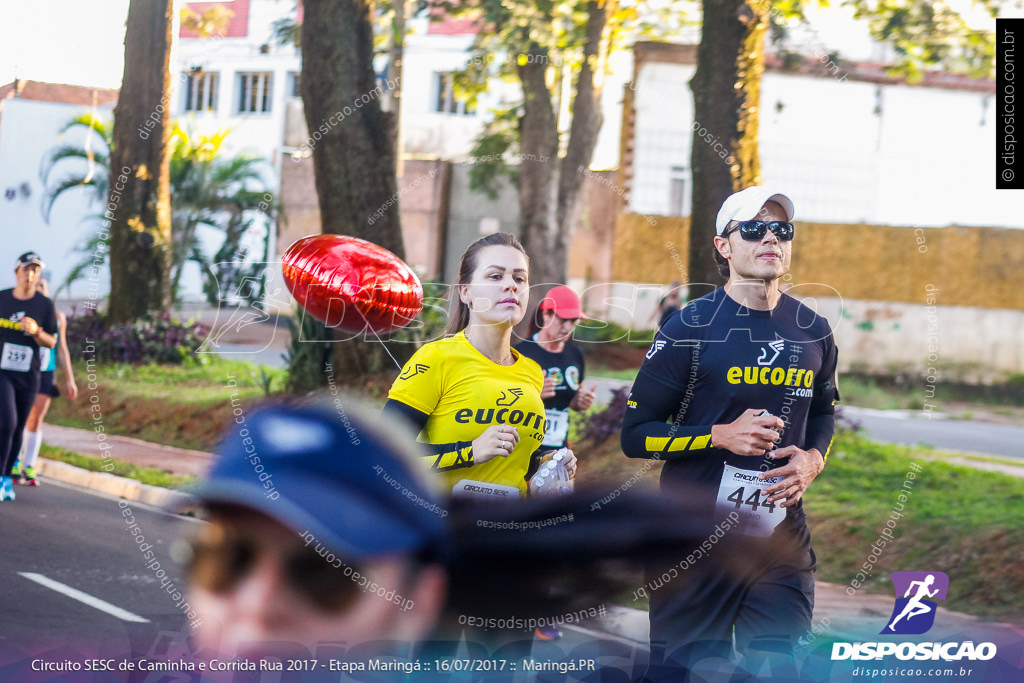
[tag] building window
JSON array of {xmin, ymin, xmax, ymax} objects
[
  {"xmin": 433, "ymin": 72, "xmax": 475, "ymax": 115},
  {"xmin": 668, "ymin": 166, "xmax": 689, "ymax": 216},
  {"xmin": 183, "ymin": 71, "xmax": 218, "ymax": 112},
  {"xmin": 237, "ymin": 72, "xmax": 273, "ymax": 113},
  {"xmin": 288, "ymin": 72, "xmax": 301, "ymax": 99}
]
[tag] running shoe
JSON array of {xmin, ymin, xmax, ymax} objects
[
  {"xmin": 10, "ymin": 460, "xmax": 20, "ymax": 477},
  {"xmin": 535, "ymin": 625, "xmax": 562, "ymax": 640},
  {"xmin": 0, "ymin": 477, "xmax": 15, "ymax": 502},
  {"xmin": 22, "ymin": 466, "xmax": 38, "ymax": 486}
]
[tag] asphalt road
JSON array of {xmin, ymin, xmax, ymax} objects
[
  {"xmin": 0, "ymin": 480, "xmax": 194, "ymax": 666},
  {"xmin": 587, "ymin": 379, "xmax": 1024, "ymax": 461},
  {"xmin": 0, "ymin": 482, "xmax": 647, "ymax": 680},
  {"xmin": 842, "ymin": 407, "xmax": 1024, "ymax": 460}
]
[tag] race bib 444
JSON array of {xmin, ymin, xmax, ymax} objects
[{"xmin": 714, "ymin": 464, "xmax": 786, "ymax": 537}]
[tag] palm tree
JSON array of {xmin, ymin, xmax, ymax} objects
[
  {"xmin": 40, "ymin": 113, "xmax": 113, "ymax": 224},
  {"xmin": 168, "ymin": 125, "xmax": 277, "ymax": 304},
  {"xmin": 41, "ymin": 119, "xmax": 278, "ymax": 305}
]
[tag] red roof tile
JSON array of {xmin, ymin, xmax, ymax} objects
[{"xmin": 0, "ymin": 80, "xmax": 119, "ymax": 106}]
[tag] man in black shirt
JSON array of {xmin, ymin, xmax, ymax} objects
[
  {"xmin": 0, "ymin": 252, "xmax": 57, "ymax": 501},
  {"xmin": 621, "ymin": 187, "xmax": 839, "ymax": 678}
]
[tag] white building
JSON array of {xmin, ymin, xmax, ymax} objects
[
  {"xmin": 0, "ymin": 80, "xmax": 117, "ymax": 299},
  {"xmin": 624, "ymin": 42, "xmax": 1013, "ymax": 229},
  {"xmin": 173, "ymin": 0, "xmax": 630, "ymax": 170}
]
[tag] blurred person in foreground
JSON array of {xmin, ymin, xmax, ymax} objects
[{"xmin": 182, "ymin": 398, "xmax": 784, "ymax": 673}]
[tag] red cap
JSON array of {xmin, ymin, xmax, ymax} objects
[{"xmin": 539, "ymin": 285, "xmax": 587, "ymax": 319}]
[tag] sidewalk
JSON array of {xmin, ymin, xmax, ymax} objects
[
  {"xmin": 44, "ymin": 424, "xmax": 213, "ymax": 477},
  {"xmin": 37, "ymin": 424, "xmax": 1023, "ymax": 651}
]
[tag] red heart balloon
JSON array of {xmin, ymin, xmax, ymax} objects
[{"xmin": 282, "ymin": 235, "xmax": 423, "ymax": 334}]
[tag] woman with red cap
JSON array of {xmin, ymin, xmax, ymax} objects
[
  {"xmin": 513, "ymin": 285, "xmax": 596, "ymax": 641},
  {"xmin": 516, "ymin": 285, "xmax": 596, "ymax": 456}
]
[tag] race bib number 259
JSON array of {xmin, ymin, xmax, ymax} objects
[{"xmin": 1, "ymin": 343, "xmax": 33, "ymax": 373}]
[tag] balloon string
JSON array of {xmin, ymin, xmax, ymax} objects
[{"xmin": 354, "ymin": 305, "xmax": 403, "ymax": 372}]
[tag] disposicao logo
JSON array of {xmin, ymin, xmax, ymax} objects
[
  {"xmin": 881, "ymin": 571, "xmax": 948, "ymax": 635},
  {"xmin": 831, "ymin": 571, "xmax": 997, "ymax": 662}
]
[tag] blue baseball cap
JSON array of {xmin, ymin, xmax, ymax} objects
[{"xmin": 189, "ymin": 400, "xmax": 449, "ymax": 563}]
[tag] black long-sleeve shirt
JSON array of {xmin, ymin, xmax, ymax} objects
[{"xmin": 621, "ymin": 288, "xmax": 839, "ymax": 538}]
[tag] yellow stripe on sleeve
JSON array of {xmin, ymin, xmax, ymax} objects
[
  {"xmin": 668, "ymin": 437, "xmax": 692, "ymax": 452},
  {"xmin": 822, "ymin": 437, "xmax": 834, "ymax": 466},
  {"xmin": 688, "ymin": 434, "xmax": 712, "ymax": 450},
  {"xmin": 645, "ymin": 436, "xmax": 670, "ymax": 452},
  {"xmin": 430, "ymin": 446, "xmax": 474, "ymax": 471}
]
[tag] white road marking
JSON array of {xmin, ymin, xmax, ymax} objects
[{"xmin": 18, "ymin": 572, "xmax": 151, "ymax": 623}]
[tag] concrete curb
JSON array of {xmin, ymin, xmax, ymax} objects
[{"xmin": 36, "ymin": 457, "xmax": 194, "ymax": 509}]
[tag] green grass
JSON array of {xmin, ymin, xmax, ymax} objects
[
  {"xmin": 839, "ymin": 373, "xmax": 1024, "ymax": 413},
  {"xmin": 923, "ymin": 451, "xmax": 1024, "ymax": 468},
  {"xmin": 41, "ymin": 444, "xmax": 197, "ymax": 491},
  {"xmin": 837, "ymin": 376, "xmax": 922, "ymax": 410},
  {"xmin": 809, "ymin": 431, "xmax": 1024, "ymax": 619},
  {"xmin": 48, "ymin": 357, "xmax": 287, "ymax": 451},
  {"xmin": 78, "ymin": 357, "xmax": 287, "ymax": 401},
  {"xmin": 589, "ymin": 365, "xmax": 640, "ymax": 382}
]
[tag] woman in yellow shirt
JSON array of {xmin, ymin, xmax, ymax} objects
[{"xmin": 385, "ymin": 233, "xmax": 576, "ymax": 499}]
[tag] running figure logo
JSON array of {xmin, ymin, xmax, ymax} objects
[{"xmin": 881, "ymin": 571, "xmax": 949, "ymax": 635}]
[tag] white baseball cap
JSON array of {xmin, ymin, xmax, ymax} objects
[{"xmin": 715, "ymin": 186, "xmax": 796, "ymax": 235}]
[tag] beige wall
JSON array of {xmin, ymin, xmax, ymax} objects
[
  {"xmin": 603, "ymin": 213, "xmax": 1024, "ymax": 380},
  {"xmin": 277, "ymin": 158, "xmax": 449, "ymax": 280},
  {"xmin": 612, "ymin": 214, "xmax": 1024, "ymax": 311}
]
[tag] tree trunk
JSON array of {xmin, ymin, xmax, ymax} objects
[
  {"xmin": 517, "ymin": 42, "xmax": 561, "ymax": 292},
  {"xmin": 108, "ymin": 0, "xmax": 174, "ymax": 323},
  {"xmin": 300, "ymin": 0, "xmax": 406, "ymax": 381},
  {"xmin": 556, "ymin": 0, "xmax": 611, "ymax": 277},
  {"xmin": 517, "ymin": 1, "xmax": 611, "ymax": 335},
  {"xmin": 387, "ymin": 0, "xmax": 407, "ymax": 178},
  {"xmin": 688, "ymin": 0, "xmax": 767, "ymax": 289},
  {"xmin": 300, "ymin": 0, "xmax": 403, "ymax": 256}
]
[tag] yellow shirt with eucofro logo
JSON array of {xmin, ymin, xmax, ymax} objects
[{"xmin": 388, "ymin": 331, "xmax": 545, "ymax": 497}]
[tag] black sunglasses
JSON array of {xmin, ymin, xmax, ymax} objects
[
  {"xmin": 185, "ymin": 530, "xmax": 363, "ymax": 612},
  {"xmin": 724, "ymin": 220, "xmax": 795, "ymax": 242}
]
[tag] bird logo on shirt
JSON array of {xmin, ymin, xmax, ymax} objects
[
  {"xmin": 399, "ymin": 363, "xmax": 430, "ymax": 380},
  {"xmin": 757, "ymin": 339, "xmax": 785, "ymax": 366},
  {"xmin": 496, "ymin": 388, "xmax": 523, "ymax": 406}
]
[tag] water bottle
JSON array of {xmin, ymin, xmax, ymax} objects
[
  {"xmin": 529, "ymin": 449, "xmax": 573, "ymax": 496},
  {"xmin": 551, "ymin": 449, "xmax": 573, "ymax": 493}
]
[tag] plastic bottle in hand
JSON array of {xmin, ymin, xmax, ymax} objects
[
  {"xmin": 551, "ymin": 449, "xmax": 573, "ymax": 494},
  {"xmin": 530, "ymin": 448, "xmax": 573, "ymax": 496}
]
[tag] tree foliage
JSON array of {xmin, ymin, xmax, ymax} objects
[{"xmin": 41, "ymin": 118, "xmax": 276, "ymax": 306}]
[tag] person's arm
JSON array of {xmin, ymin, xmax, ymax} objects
[
  {"xmin": 56, "ymin": 312, "xmax": 78, "ymax": 400},
  {"xmin": 383, "ymin": 399, "xmax": 474, "ymax": 470},
  {"xmin": 17, "ymin": 317, "xmax": 56, "ymax": 348},
  {"xmin": 801, "ymin": 341, "xmax": 840, "ymax": 461},
  {"xmin": 569, "ymin": 351, "xmax": 595, "ymax": 411},
  {"xmin": 621, "ymin": 377, "xmax": 783, "ymax": 459},
  {"xmin": 382, "ymin": 399, "xmax": 518, "ymax": 471},
  {"xmin": 761, "ymin": 337, "xmax": 839, "ymax": 506}
]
